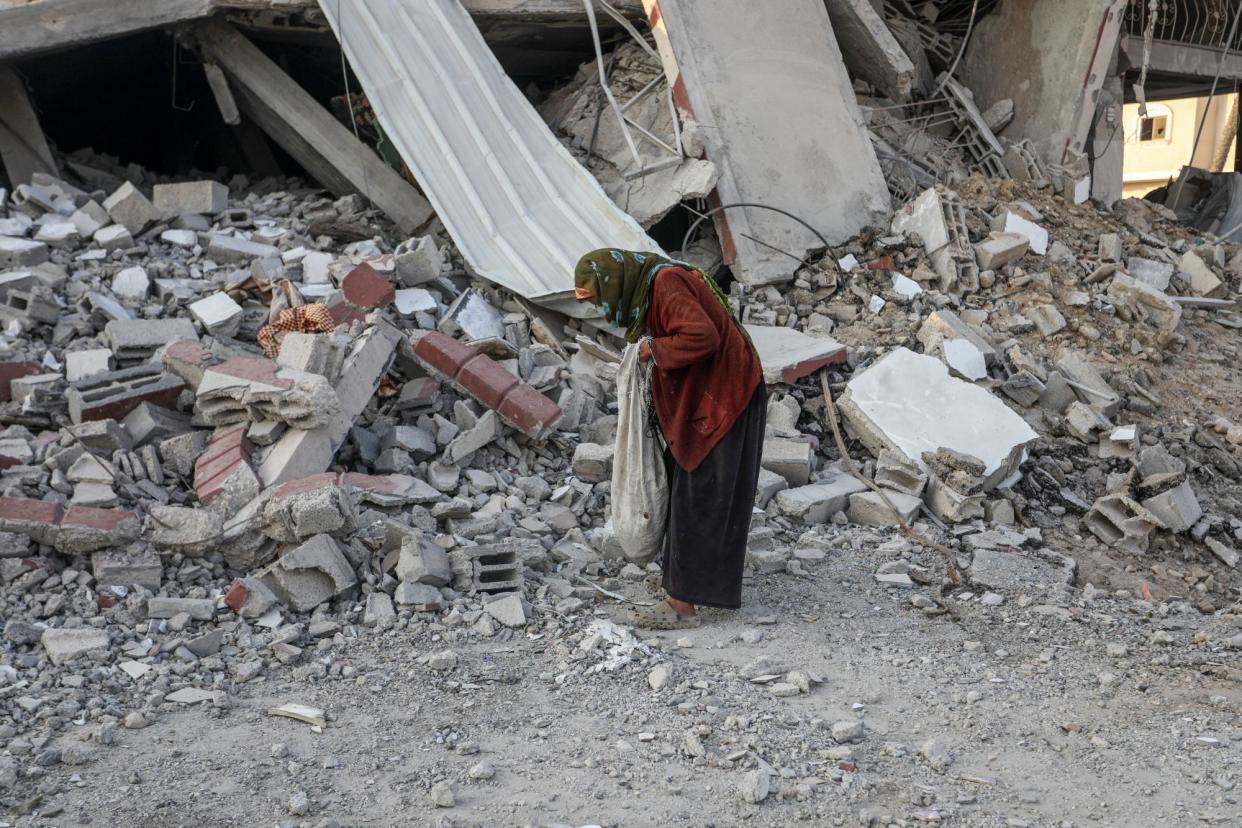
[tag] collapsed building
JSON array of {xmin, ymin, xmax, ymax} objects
[{"xmin": 0, "ymin": 0, "xmax": 1241, "ymax": 814}]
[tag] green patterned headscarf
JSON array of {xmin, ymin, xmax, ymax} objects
[{"xmin": 573, "ymin": 248, "xmax": 749, "ymax": 345}]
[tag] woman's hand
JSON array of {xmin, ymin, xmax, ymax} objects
[{"xmin": 638, "ymin": 339, "xmax": 653, "ymax": 363}]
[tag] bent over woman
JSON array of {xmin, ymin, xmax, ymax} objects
[{"xmin": 574, "ymin": 249, "xmax": 766, "ymax": 629}]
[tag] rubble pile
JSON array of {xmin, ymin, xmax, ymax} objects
[{"xmin": 729, "ymin": 174, "xmax": 1242, "ymax": 611}]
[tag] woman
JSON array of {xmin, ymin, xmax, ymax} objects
[{"xmin": 574, "ymin": 249, "xmax": 766, "ymax": 629}]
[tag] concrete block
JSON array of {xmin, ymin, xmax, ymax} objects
[
  {"xmin": 571, "ymin": 442, "xmax": 613, "ymax": 483},
  {"xmin": 122, "ymin": 402, "xmax": 193, "ymax": 447},
  {"xmin": 1084, "ymin": 494, "xmax": 1162, "ymax": 554},
  {"xmin": 103, "ymin": 182, "xmax": 161, "ymax": 234},
  {"xmin": 973, "ymin": 231, "xmax": 1029, "ymax": 270},
  {"xmin": 67, "ymin": 365, "xmax": 184, "ymax": 424},
  {"xmin": 745, "ymin": 324, "xmax": 847, "ymax": 384},
  {"xmin": 1140, "ymin": 481, "xmax": 1202, "ymax": 533},
  {"xmin": 159, "ymin": 429, "xmax": 211, "ymax": 478},
  {"xmin": 395, "ymin": 235, "xmax": 443, "ymax": 286},
  {"xmin": 41, "ymin": 628, "xmax": 109, "ymax": 666},
  {"xmin": 0, "ymin": 236, "xmax": 48, "ymax": 268},
  {"xmin": 145, "ymin": 504, "xmax": 222, "ymax": 557},
  {"xmin": 207, "ymin": 233, "xmax": 278, "ymax": 262},
  {"xmin": 153, "ymin": 181, "xmax": 228, "ymax": 215},
  {"xmin": 105, "ymin": 318, "xmax": 198, "ymax": 363},
  {"xmin": 848, "ymin": 489, "xmax": 921, "ymax": 527},
  {"xmin": 838, "ymin": 348, "xmax": 1037, "ymax": 489},
  {"xmin": 394, "ymin": 581, "xmax": 443, "ymax": 610},
  {"xmin": 447, "ymin": 541, "xmax": 525, "ymax": 593},
  {"xmin": 92, "ymin": 224, "xmax": 133, "ymax": 251},
  {"xmin": 147, "ymin": 596, "xmax": 214, "ymax": 621},
  {"xmin": 69, "ymin": 419, "xmax": 133, "ymax": 454},
  {"xmin": 111, "ymin": 266, "xmax": 149, "ymax": 302},
  {"xmin": 761, "ymin": 438, "xmax": 813, "ymax": 487},
  {"xmin": 188, "ymin": 292, "xmax": 243, "ymax": 337},
  {"xmin": 396, "ymin": 534, "xmax": 451, "ymax": 586},
  {"xmin": 259, "ymin": 533, "xmax": 358, "ymax": 612},
  {"xmin": 65, "ymin": 349, "xmax": 114, "ymax": 383},
  {"xmin": 92, "ymin": 548, "xmax": 162, "ymax": 591},
  {"xmin": 774, "ymin": 473, "xmax": 867, "ymax": 523}
]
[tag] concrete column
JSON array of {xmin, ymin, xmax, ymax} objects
[
  {"xmin": 958, "ymin": 0, "xmax": 1127, "ymax": 167},
  {"xmin": 1090, "ymin": 70, "xmax": 1124, "ymax": 208}
]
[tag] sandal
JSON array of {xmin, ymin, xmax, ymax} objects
[{"xmin": 625, "ymin": 599, "xmax": 701, "ymax": 630}]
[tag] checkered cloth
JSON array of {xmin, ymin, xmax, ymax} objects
[{"xmin": 257, "ymin": 303, "xmax": 336, "ymax": 358}]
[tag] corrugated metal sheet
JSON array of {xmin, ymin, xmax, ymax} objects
[{"xmin": 319, "ymin": 0, "xmax": 660, "ymax": 305}]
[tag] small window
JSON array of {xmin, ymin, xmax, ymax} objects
[{"xmin": 1139, "ymin": 114, "xmax": 1169, "ymax": 142}]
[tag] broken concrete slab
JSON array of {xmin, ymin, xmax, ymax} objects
[
  {"xmin": 917, "ymin": 310, "xmax": 997, "ymax": 365},
  {"xmin": 196, "ymin": 357, "xmax": 340, "ymax": 430},
  {"xmin": 991, "ymin": 210, "xmax": 1048, "ymax": 255},
  {"xmin": 1055, "ymin": 350, "xmax": 1121, "ymax": 417},
  {"xmin": 969, "ymin": 548, "xmax": 1073, "ymax": 591},
  {"xmin": 1178, "ymin": 250, "xmax": 1226, "ymax": 299},
  {"xmin": 823, "ymin": 0, "xmax": 915, "ymax": 101},
  {"xmin": 838, "ymin": 348, "xmax": 1037, "ymax": 489},
  {"xmin": 41, "ymin": 627, "xmax": 109, "ymax": 666},
  {"xmin": 1107, "ymin": 274, "xmax": 1182, "ymax": 334},
  {"xmin": 745, "ymin": 324, "xmax": 847, "ymax": 384}
]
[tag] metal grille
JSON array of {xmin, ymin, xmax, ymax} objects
[{"xmin": 1124, "ymin": 0, "xmax": 1242, "ymax": 49}]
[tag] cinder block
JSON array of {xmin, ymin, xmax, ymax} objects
[
  {"xmin": 106, "ymin": 318, "xmax": 198, "ymax": 363},
  {"xmin": 153, "ymin": 181, "xmax": 228, "ymax": 215},
  {"xmin": 447, "ymin": 541, "xmax": 525, "ymax": 593},
  {"xmin": 848, "ymin": 489, "xmax": 921, "ymax": 527},
  {"xmin": 67, "ymin": 365, "xmax": 184, "ymax": 424},
  {"xmin": 92, "ymin": 225, "xmax": 133, "ymax": 251},
  {"xmin": 761, "ymin": 438, "xmax": 813, "ymax": 487},
  {"xmin": 258, "ymin": 533, "xmax": 358, "ymax": 612},
  {"xmin": 102, "ymin": 182, "xmax": 161, "ymax": 235},
  {"xmin": 0, "ymin": 236, "xmax": 48, "ymax": 268},
  {"xmin": 775, "ymin": 474, "xmax": 867, "ymax": 523},
  {"xmin": 122, "ymin": 402, "xmax": 193, "ymax": 447},
  {"xmin": 207, "ymin": 233, "xmax": 278, "ymax": 263},
  {"xmin": 92, "ymin": 548, "xmax": 162, "ymax": 591}
]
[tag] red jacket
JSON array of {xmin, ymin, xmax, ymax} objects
[{"xmin": 648, "ymin": 266, "xmax": 762, "ymax": 472}]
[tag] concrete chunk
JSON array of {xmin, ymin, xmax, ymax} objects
[
  {"xmin": 188, "ymin": 292, "xmax": 243, "ymax": 337},
  {"xmin": 774, "ymin": 474, "xmax": 867, "ymax": 523},
  {"xmin": 973, "ymin": 231, "xmax": 1029, "ymax": 270},
  {"xmin": 103, "ymin": 182, "xmax": 161, "ymax": 235},
  {"xmin": 848, "ymin": 489, "xmax": 921, "ymax": 527},
  {"xmin": 761, "ymin": 438, "xmax": 813, "ymax": 487},
  {"xmin": 1084, "ymin": 494, "xmax": 1162, "ymax": 554},
  {"xmin": 745, "ymin": 324, "xmax": 847, "ymax": 384},
  {"xmin": 259, "ymin": 533, "xmax": 357, "ymax": 612},
  {"xmin": 1178, "ymin": 250, "xmax": 1225, "ymax": 298},
  {"xmin": 396, "ymin": 534, "xmax": 451, "ymax": 587}
]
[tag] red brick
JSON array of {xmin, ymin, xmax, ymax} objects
[
  {"xmin": 498, "ymin": 384, "xmax": 563, "ymax": 438},
  {"xmin": 342, "ymin": 262, "xmax": 395, "ymax": 310},
  {"xmin": 194, "ymin": 448, "xmax": 247, "ymax": 493},
  {"xmin": 0, "ymin": 362, "xmax": 41, "ymax": 402},
  {"xmin": 61, "ymin": 505, "xmax": 136, "ymax": 531},
  {"xmin": 223, "ymin": 580, "xmax": 248, "ymax": 613},
  {"xmin": 412, "ymin": 332, "xmax": 476, "ymax": 380},
  {"xmin": 457, "ymin": 354, "xmax": 518, "ymax": 409},
  {"xmin": 327, "ymin": 300, "xmax": 365, "ymax": 326},
  {"xmin": 0, "ymin": 496, "xmax": 63, "ymax": 526}
]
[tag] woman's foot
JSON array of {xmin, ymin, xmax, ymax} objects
[{"xmin": 626, "ymin": 597, "xmax": 701, "ymax": 630}]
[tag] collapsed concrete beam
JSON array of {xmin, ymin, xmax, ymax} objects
[
  {"xmin": 822, "ymin": 0, "xmax": 916, "ymax": 102},
  {"xmin": 0, "ymin": 66, "xmax": 59, "ymax": 186},
  {"xmin": 191, "ymin": 19, "xmax": 433, "ymax": 235},
  {"xmin": 642, "ymin": 0, "xmax": 890, "ymax": 283},
  {"xmin": 958, "ymin": 0, "xmax": 1126, "ymax": 166}
]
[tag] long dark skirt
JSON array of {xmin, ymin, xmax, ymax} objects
[{"xmin": 661, "ymin": 381, "xmax": 767, "ymax": 609}]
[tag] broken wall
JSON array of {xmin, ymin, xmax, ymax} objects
[{"xmin": 958, "ymin": 0, "xmax": 1126, "ymax": 167}]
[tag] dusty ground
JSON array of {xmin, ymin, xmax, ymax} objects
[{"xmin": 18, "ymin": 526, "xmax": 1240, "ymax": 828}]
